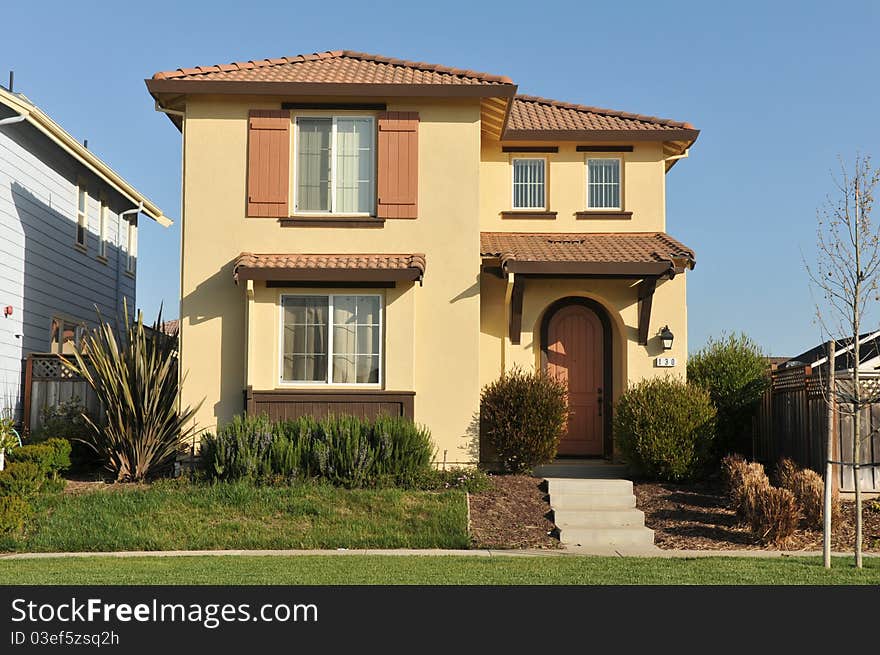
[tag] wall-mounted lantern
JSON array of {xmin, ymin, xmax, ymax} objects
[{"xmin": 659, "ymin": 325, "xmax": 674, "ymax": 351}]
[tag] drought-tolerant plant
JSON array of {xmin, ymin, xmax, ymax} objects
[
  {"xmin": 750, "ymin": 485, "xmax": 800, "ymax": 547},
  {"xmin": 775, "ymin": 457, "xmax": 799, "ymax": 490},
  {"xmin": 480, "ymin": 367, "xmax": 569, "ymax": 473},
  {"xmin": 614, "ymin": 377, "xmax": 716, "ymax": 481},
  {"xmin": 61, "ymin": 302, "xmax": 202, "ymax": 482},
  {"xmin": 776, "ymin": 463, "xmax": 841, "ymax": 530},
  {"xmin": 687, "ymin": 332, "xmax": 769, "ymax": 459},
  {"xmin": 201, "ymin": 413, "xmax": 434, "ymax": 488}
]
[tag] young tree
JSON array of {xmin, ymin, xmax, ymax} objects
[{"xmin": 806, "ymin": 154, "xmax": 880, "ymax": 568}]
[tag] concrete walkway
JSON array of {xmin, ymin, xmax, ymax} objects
[{"xmin": 1, "ymin": 548, "xmax": 877, "ymax": 560}]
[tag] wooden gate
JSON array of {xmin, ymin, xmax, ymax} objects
[{"xmin": 22, "ymin": 353, "xmax": 99, "ymax": 436}]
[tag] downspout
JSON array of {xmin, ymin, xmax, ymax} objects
[
  {"xmin": 117, "ymin": 202, "xmax": 143, "ymax": 326},
  {"xmin": 664, "ymin": 148, "xmax": 689, "ymax": 163}
]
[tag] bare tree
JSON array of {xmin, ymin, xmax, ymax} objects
[{"xmin": 807, "ymin": 154, "xmax": 880, "ymax": 568}]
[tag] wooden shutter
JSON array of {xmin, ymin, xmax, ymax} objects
[
  {"xmin": 377, "ymin": 111, "xmax": 419, "ymax": 219},
  {"xmin": 246, "ymin": 110, "xmax": 290, "ymax": 217}
]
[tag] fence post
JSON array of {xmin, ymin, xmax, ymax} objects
[{"xmin": 824, "ymin": 340, "xmax": 836, "ymax": 569}]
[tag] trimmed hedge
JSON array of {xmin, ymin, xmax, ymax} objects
[
  {"xmin": 0, "ymin": 495, "xmax": 30, "ymax": 535},
  {"xmin": 7, "ymin": 439, "xmax": 71, "ymax": 476},
  {"xmin": 480, "ymin": 368, "xmax": 569, "ymax": 473},
  {"xmin": 0, "ymin": 461, "xmax": 45, "ymax": 496},
  {"xmin": 201, "ymin": 414, "xmax": 435, "ymax": 488},
  {"xmin": 613, "ymin": 377, "xmax": 716, "ymax": 481}
]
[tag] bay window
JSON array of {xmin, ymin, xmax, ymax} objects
[
  {"xmin": 281, "ymin": 294, "xmax": 382, "ymax": 385},
  {"xmin": 294, "ymin": 116, "xmax": 375, "ymax": 215}
]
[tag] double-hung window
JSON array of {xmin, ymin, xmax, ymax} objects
[
  {"xmin": 76, "ymin": 184, "xmax": 88, "ymax": 247},
  {"xmin": 98, "ymin": 199, "xmax": 108, "ymax": 260},
  {"xmin": 126, "ymin": 218, "xmax": 137, "ymax": 273},
  {"xmin": 281, "ymin": 294, "xmax": 382, "ymax": 385},
  {"xmin": 586, "ymin": 158, "xmax": 622, "ymax": 210},
  {"xmin": 511, "ymin": 158, "xmax": 546, "ymax": 210},
  {"xmin": 294, "ymin": 117, "xmax": 375, "ymax": 215}
]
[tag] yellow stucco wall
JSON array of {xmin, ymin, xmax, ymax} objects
[
  {"xmin": 180, "ymin": 96, "xmax": 481, "ymax": 463},
  {"xmin": 480, "ymin": 136, "xmax": 667, "ymax": 233}
]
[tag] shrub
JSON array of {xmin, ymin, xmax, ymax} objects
[
  {"xmin": 750, "ymin": 485, "xmax": 800, "ymax": 547},
  {"xmin": 32, "ymin": 398, "xmax": 100, "ymax": 470},
  {"xmin": 0, "ymin": 461, "xmax": 44, "ymax": 496},
  {"xmin": 408, "ymin": 467, "xmax": 492, "ymax": 492},
  {"xmin": 779, "ymin": 466, "xmax": 841, "ymax": 530},
  {"xmin": 733, "ymin": 462, "xmax": 771, "ymax": 524},
  {"xmin": 7, "ymin": 438, "xmax": 71, "ymax": 476},
  {"xmin": 0, "ymin": 495, "xmax": 30, "ymax": 535},
  {"xmin": 775, "ymin": 457, "xmax": 799, "ymax": 490},
  {"xmin": 480, "ymin": 368, "xmax": 569, "ymax": 473},
  {"xmin": 687, "ymin": 332, "xmax": 769, "ymax": 458},
  {"xmin": 60, "ymin": 301, "xmax": 202, "ymax": 482},
  {"xmin": 201, "ymin": 413, "xmax": 434, "ymax": 488},
  {"xmin": 720, "ymin": 453, "xmax": 748, "ymax": 494},
  {"xmin": 613, "ymin": 377, "xmax": 716, "ymax": 481}
]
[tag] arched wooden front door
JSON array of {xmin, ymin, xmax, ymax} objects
[{"xmin": 544, "ymin": 302, "xmax": 605, "ymax": 456}]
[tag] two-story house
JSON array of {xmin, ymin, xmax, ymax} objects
[
  {"xmin": 146, "ymin": 50, "xmax": 698, "ymax": 464},
  {"xmin": 0, "ymin": 85, "xmax": 170, "ymax": 423}
]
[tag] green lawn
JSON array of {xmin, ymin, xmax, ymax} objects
[
  {"xmin": 0, "ymin": 555, "xmax": 877, "ymax": 585},
  {"xmin": 0, "ymin": 482, "xmax": 468, "ymax": 552}
]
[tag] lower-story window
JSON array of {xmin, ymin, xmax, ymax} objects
[{"xmin": 280, "ymin": 294, "xmax": 382, "ymax": 385}]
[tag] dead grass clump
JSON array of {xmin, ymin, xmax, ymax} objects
[
  {"xmin": 788, "ymin": 468, "xmax": 842, "ymax": 530},
  {"xmin": 775, "ymin": 457, "xmax": 799, "ymax": 490},
  {"xmin": 721, "ymin": 454, "xmax": 748, "ymax": 494},
  {"xmin": 750, "ymin": 486, "xmax": 799, "ymax": 547}
]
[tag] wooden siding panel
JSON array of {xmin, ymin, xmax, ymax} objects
[
  {"xmin": 377, "ymin": 111, "xmax": 418, "ymax": 219},
  {"xmin": 246, "ymin": 110, "xmax": 290, "ymax": 218}
]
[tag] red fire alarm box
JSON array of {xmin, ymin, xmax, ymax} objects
[{"xmin": 3, "ymin": 306, "xmax": 12, "ymax": 317}]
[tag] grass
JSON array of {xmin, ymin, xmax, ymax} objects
[
  {"xmin": 0, "ymin": 481, "xmax": 468, "ymax": 552},
  {"xmin": 0, "ymin": 555, "xmax": 877, "ymax": 585}
]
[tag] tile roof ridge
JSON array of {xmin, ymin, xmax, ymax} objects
[
  {"xmin": 514, "ymin": 94, "xmax": 694, "ymax": 130},
  {"xmin": 152, "ymin": 50, "xmax": 513, "ymax": 84}
]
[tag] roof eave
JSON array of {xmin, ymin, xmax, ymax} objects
[
  {"xmin": 501, "ymin": 128, "xmax": 700, "ymax": 142},
  {"xmin": 145, "ymin": 78, "xmax": 517, "ymax": 99},
  {"xmin": 0, "ymin": 88, "xmax": 172, "ymax": 226}
]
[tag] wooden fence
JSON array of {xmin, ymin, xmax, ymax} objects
[
  {"xmin": 753, "ymin": 366, "xmax": 880, "ymax": 491},
  {"xmin": 22, "ymin": 353, "xmax": 99, "ymax": 436}
]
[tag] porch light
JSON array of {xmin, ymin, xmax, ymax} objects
[{"xmin": 659, "ymin": 325, "xmax": 674, "ymax": 350}]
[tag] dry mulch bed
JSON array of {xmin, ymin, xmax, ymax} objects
[
  {"xmin": 468, "ymin": 475, "xmax": 560, "ymax": 549},
  {"xmin": 635, "ymin": 481, "xmax": 880, "ymax": 551}
]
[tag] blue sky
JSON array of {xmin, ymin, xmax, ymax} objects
[{"xmin": 2, "ymin": 0, "xmax": 878, "ymax": 356}]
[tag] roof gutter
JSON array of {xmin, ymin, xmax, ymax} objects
[
  {"xmin": 0, "ymin": 112, "xmax": 27, "ymax": 126},
  {"xmin": 0, "ymin": 88, "xmax": 172, "ymax": 227}
]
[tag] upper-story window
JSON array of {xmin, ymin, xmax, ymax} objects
[
  {"xmin": 98, "ymin": 198, "xmax": 108, "ymax": 260},
  {"xmin": 586, "ymin": 158, "xmax": 622, "ymax": 210},
  {"xmin": 126, "ymin": 217, "xmax": 137, "ymax": 273},
  {"xmin": 294, "ymin": 116, "xmax": 375, "ymax": 215},
  {"xmin": 76, "ymin": 183, "xmax": 88, "ymax": 247},
  {"xmin": 511, "ymin": 158, "xmax": 546, "ymax": 210}
]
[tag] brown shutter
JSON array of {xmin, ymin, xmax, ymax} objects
[
  {"xmin": 377, "ymin": 111, "xmax": 419, "ymax": 219},
  {"xmin": 246, "ymin": 110, "xmax": 290, "ymax": 218}
]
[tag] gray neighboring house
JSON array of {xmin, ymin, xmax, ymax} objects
[{"xmin": 0, "ymin": 84, "xmax": 171, "ymax": 419}]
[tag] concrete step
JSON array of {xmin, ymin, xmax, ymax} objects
[
  {"xmin": 550, "ymin": 493, "xmax": 637, "ymax": 510},
  {"xmin": 558, "ymin": 526, "xmax": 655, "ymax": 548},
  {"xmin": 546, "ymin": 478, "xmax": 633, "ymax": 495},
  {"xmin": 554, "ymin": 508, "xmax": 645, "ymax": 529}
]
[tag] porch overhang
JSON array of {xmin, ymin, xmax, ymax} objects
[
  {"xmin": 480, "ymin": 232, "xmax": 695, "ymax": 346},
  {"xmin": 233, "ymin": 252, "xmax": 426, "ymax": 285}
]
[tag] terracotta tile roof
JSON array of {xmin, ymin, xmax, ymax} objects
[
  {"xmin": 506, "ymin": 95, "xmax": 697, "ymax": 136},
  {"xmin": 152, "ymin": 50, "xmax": 513, "ymax": 86},
  {"xmin": 481, "ymin": 232, "xmax": 695, "ymax": 275},
  {"xmin": 160, "ymin": 319, "xmax": 179, "ymax": 336},
  {"xmin": 233, "ymin": 252, "xmax": 426, "ymax": 283}
]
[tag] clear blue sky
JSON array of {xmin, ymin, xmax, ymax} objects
[{"xmin": 2, "ymin": 0, "xmax": 878, "ymax": 356}]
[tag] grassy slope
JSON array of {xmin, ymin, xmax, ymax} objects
[
  {"xmin": 0, "ymin": 555, "xmax": 877, "ymax": 585},
  {"xmin": 1, "ymin": 483, "xmax": 468, "ymax": 552}
]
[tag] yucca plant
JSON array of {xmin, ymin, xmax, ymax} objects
[{"xmin": 61, "ymin": 301, "xmax": 202, "ymax": 482}]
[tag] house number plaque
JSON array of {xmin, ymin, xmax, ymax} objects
[{"xmin": 655, "ymin": 357, "xmax": 677, "ymax": 368}]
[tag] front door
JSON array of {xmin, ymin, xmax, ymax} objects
[{"xmin": 545, "ymin": 303, "xmax": 604, "ymax": 456}]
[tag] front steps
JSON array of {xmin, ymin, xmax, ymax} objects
[{"xmin": 545, "ymin": 477, "xmax": 657, "ymax": 552}]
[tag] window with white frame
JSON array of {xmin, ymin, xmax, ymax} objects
[
  {"xmin": 76, "ymin": 184, "xmax": 88, "ymax": 247},
  {"xmin": 586, "ymin": 158, "xmax": 622, "ymax": 210},
  {"xmin": 98, "ymin": 199, "xmax": 108, "ymax": 259},
  {"xmin": 294, "ymin": 117, "xmax": 375, "ymax": 215},
  {"xmin": 126, "ymin": 217, "xmax": 137, "ymax": 273},
  {"xmin": 511, "ymin": 158, "xmax": 546, "ymax": 210},
  {"xmin": 281, "ymin": 294, "xmax": 382, "ymax": 385}
]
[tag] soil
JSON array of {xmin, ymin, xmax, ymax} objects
[
  {"xmin": 635, "ymin": 481, "xmax": 880, "ymax": 551},
  {"xmin": 468, "ymin": 475, "xmax": 560, "ymax": 549}
]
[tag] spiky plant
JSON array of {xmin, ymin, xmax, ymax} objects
[{"xmin": 61, "ymin": 301, "xmax": 202, "ymax": 482}]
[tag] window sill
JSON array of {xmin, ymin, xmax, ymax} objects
[
  {"xmin": 96, "ymin": 254, "xmax": 108, "ymax": 265},
  {"xmin": 124, "ymin": 270, "xmax": 135, "ymax": 279},
  {"xmin": 575, "ymin": 211, "xmax": 633, "ymax": 220},
  {"xmin": 280, "ymin": 216, "xmax": 385, "ymax": 228},
  {"xmin": 74, "ymin": 242, "xmax": 88, "ymax": 254},
  {"xmin": 501, "ymin": 210, "xmax": 557, "ymax": 219}
]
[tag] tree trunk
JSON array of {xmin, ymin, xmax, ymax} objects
[{"xmin": 824, "ymin": 340, "xmax": 836, "ymax": 568}]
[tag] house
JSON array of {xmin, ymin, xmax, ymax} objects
[
  {"xmin": 780, "ymin": 331, "xmax": 880, "ymax": 373},
  {"xmin": 0, "ymin": 84, "xmax": 171, "ymax": 422},
  {"xmin": 146, "ymin": 50, "xmax": 698, "ymax": 464}
]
